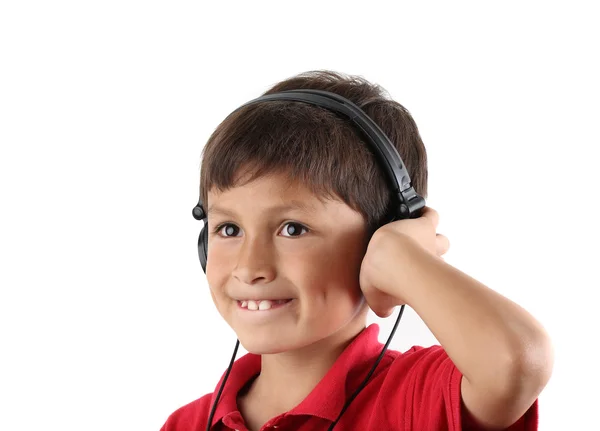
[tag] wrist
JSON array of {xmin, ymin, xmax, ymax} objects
[
  {"xmin": 371, "ymin": 231, "xmax": 427, "ymax": 305},
  {"xmin": 389, "ymin": 234, "xmax": 440, "ymax": 306}
]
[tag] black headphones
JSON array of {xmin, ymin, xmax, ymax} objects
[{"xmin": 192, "ymin": 89, "xmax": 426, "ymax": 431}]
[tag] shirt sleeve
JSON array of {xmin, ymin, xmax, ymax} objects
[
  {"xmin": 461, "ymin": 398, "xmax": 539, "ymax": 431},
  {"xmin": 402, "ymin": 345, "xmax": 538, "ymax": 430},
  {"xmin": 400, "ymin": 345, "xmax": 463, "ymax": 430}
]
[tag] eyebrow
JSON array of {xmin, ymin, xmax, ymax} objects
[{"xmin": 207, "ymin": 200, "xmax": 316, "ymax": 218}]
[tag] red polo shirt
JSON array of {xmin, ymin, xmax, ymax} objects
[{"xmin": 161, "ymin": 324, "xmax": 538, "ymax": 430}]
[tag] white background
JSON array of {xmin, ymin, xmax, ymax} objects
[{"xmin": 1, "ymin": 1, "xmax": 598, "ymax": 430}]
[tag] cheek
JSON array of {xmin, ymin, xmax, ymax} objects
[
  {"xmin": 206, "ymin": 242, "xmax": 231, "ymax": 279},
  {"xmin": 294, "ymin": 246, "xmax": 363, "ymax": 302},
  {"xmin": 205, "ymin": 251, "xmax": 232, "ymax": 307},
  {"xmin": 314, "ymin": 240, "xmax": 364, "ymax": 284}
]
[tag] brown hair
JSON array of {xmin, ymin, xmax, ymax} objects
[{"xmin": 199, "ymin": 70, "xmax": 428, "ymax": 238}]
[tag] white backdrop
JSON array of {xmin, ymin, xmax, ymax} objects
[{"xmin": 1, "ymin": 1, "xmax": 598, "ymax": 430}]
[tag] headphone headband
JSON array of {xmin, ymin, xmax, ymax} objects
[{"xmin": 193, "ymin": 89, "xmax": 424, "ymax": 221}]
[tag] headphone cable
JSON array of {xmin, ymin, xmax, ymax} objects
[{"xmin": 205, "ymin": 304, "xmax": 405, "ymax": 431}]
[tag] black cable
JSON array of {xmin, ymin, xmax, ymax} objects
[
  {"xmin": 205, "ymin": 305, "xmax": 405, "ymax": 431},
  {"xmin": 327, "ymin": 304, "xmax": 406, "ymax": 430},
  {"xmin": 205, "ymin": 339, "xmax": 240, "ymax": 431}
]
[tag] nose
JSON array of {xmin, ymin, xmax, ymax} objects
[{"xmin": 231, "ymin": 235, "xmax": 276, "ymax": 285}]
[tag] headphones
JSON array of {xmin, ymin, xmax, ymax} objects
[{"xmin": 192, "ymin": 89, "xmax": 425, "ymax": 431}]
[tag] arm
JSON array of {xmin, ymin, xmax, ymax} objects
[{"xmin": 379, "ymin": 234, "xmax": 553, "ymax": 429}]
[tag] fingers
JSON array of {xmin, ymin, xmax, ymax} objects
[
  {"xmin": 362, "ymin": 285, "xmax": 399, "ymax": 318},
  {"xmin": 436, "ymin": 233, "xmax": 450, "ymax": 257},
  {"xmin": 374, "ymin": 308, "xmax": 395, "ymax": 319},
  {"xmin": 421, "ymin": 206, "xmax": 439, "ymax": 230},
  {"xmin": 423, "ymin": 207, "xmax": 448, "ymax": 257}
]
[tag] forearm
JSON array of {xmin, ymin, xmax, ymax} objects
[{"xmin": 390, "ymin": 236, "xmax": 552, "ymax": 393}]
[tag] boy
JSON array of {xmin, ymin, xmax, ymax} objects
[{"xmin": 161, "ymin": 70, "xmax": 553, "ymax": 430}]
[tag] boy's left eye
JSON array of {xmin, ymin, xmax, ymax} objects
[{"xmin": 280, "ymin": 222, "xmax": 308, "ymax": 237}]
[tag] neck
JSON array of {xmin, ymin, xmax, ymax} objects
[{"xmin": 245, "ymin": 314, "xmax": 368, "ymax": 413}]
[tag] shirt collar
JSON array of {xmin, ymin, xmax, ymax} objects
[{"xmin": 210, "ymin": 323, "xmax": 383, "ymax": 428}]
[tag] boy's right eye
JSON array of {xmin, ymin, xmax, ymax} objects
[{"xmin": 214, "ymin": 223, "xmax": 240, "ymax": 237}]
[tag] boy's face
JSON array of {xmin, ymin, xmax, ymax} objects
[{"xmin": 205, "ymin": 171, "xmax": 370, "ymax": 354}]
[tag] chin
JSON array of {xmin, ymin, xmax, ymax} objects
[
  {"xmin": 234, "ymin": 325, "xmax": 315, "ymax": 355},
  {"xmin": 239, "ymin": 338, "xmax": 295, "ymax": 355}
]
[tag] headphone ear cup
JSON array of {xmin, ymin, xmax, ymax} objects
[{"xmin": 198, "ymin": 224, "xmax": 209, "ymax": 274}]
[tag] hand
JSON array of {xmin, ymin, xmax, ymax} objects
[{"xmin": 358, "ymin": 206, "xmax": 450, "ymax": 318}]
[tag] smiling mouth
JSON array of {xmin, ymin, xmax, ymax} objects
[{"xmin": 238, "ymin": 299, "xmax": 294, "ymax": 311}]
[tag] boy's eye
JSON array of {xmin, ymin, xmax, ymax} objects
[
  {"xmin": 280, "ymin": 222, "xmax": 307, "ymax": 237},
  {"xmin": 215, "ymin": 224, "xmax": 240, "ymax": 237},
  {"xmin": 213, "ymin": 222, "xmax": 308, "ymax": 238}
]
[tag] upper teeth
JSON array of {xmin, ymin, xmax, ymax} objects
[{"xmin": 240, "ymin": 299, "xmax": 289, "ymax": 311}]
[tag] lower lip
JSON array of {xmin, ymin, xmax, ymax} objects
[{"xmin": 235, "ymin": 299, "xmax": 295, "ymax": 322}]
